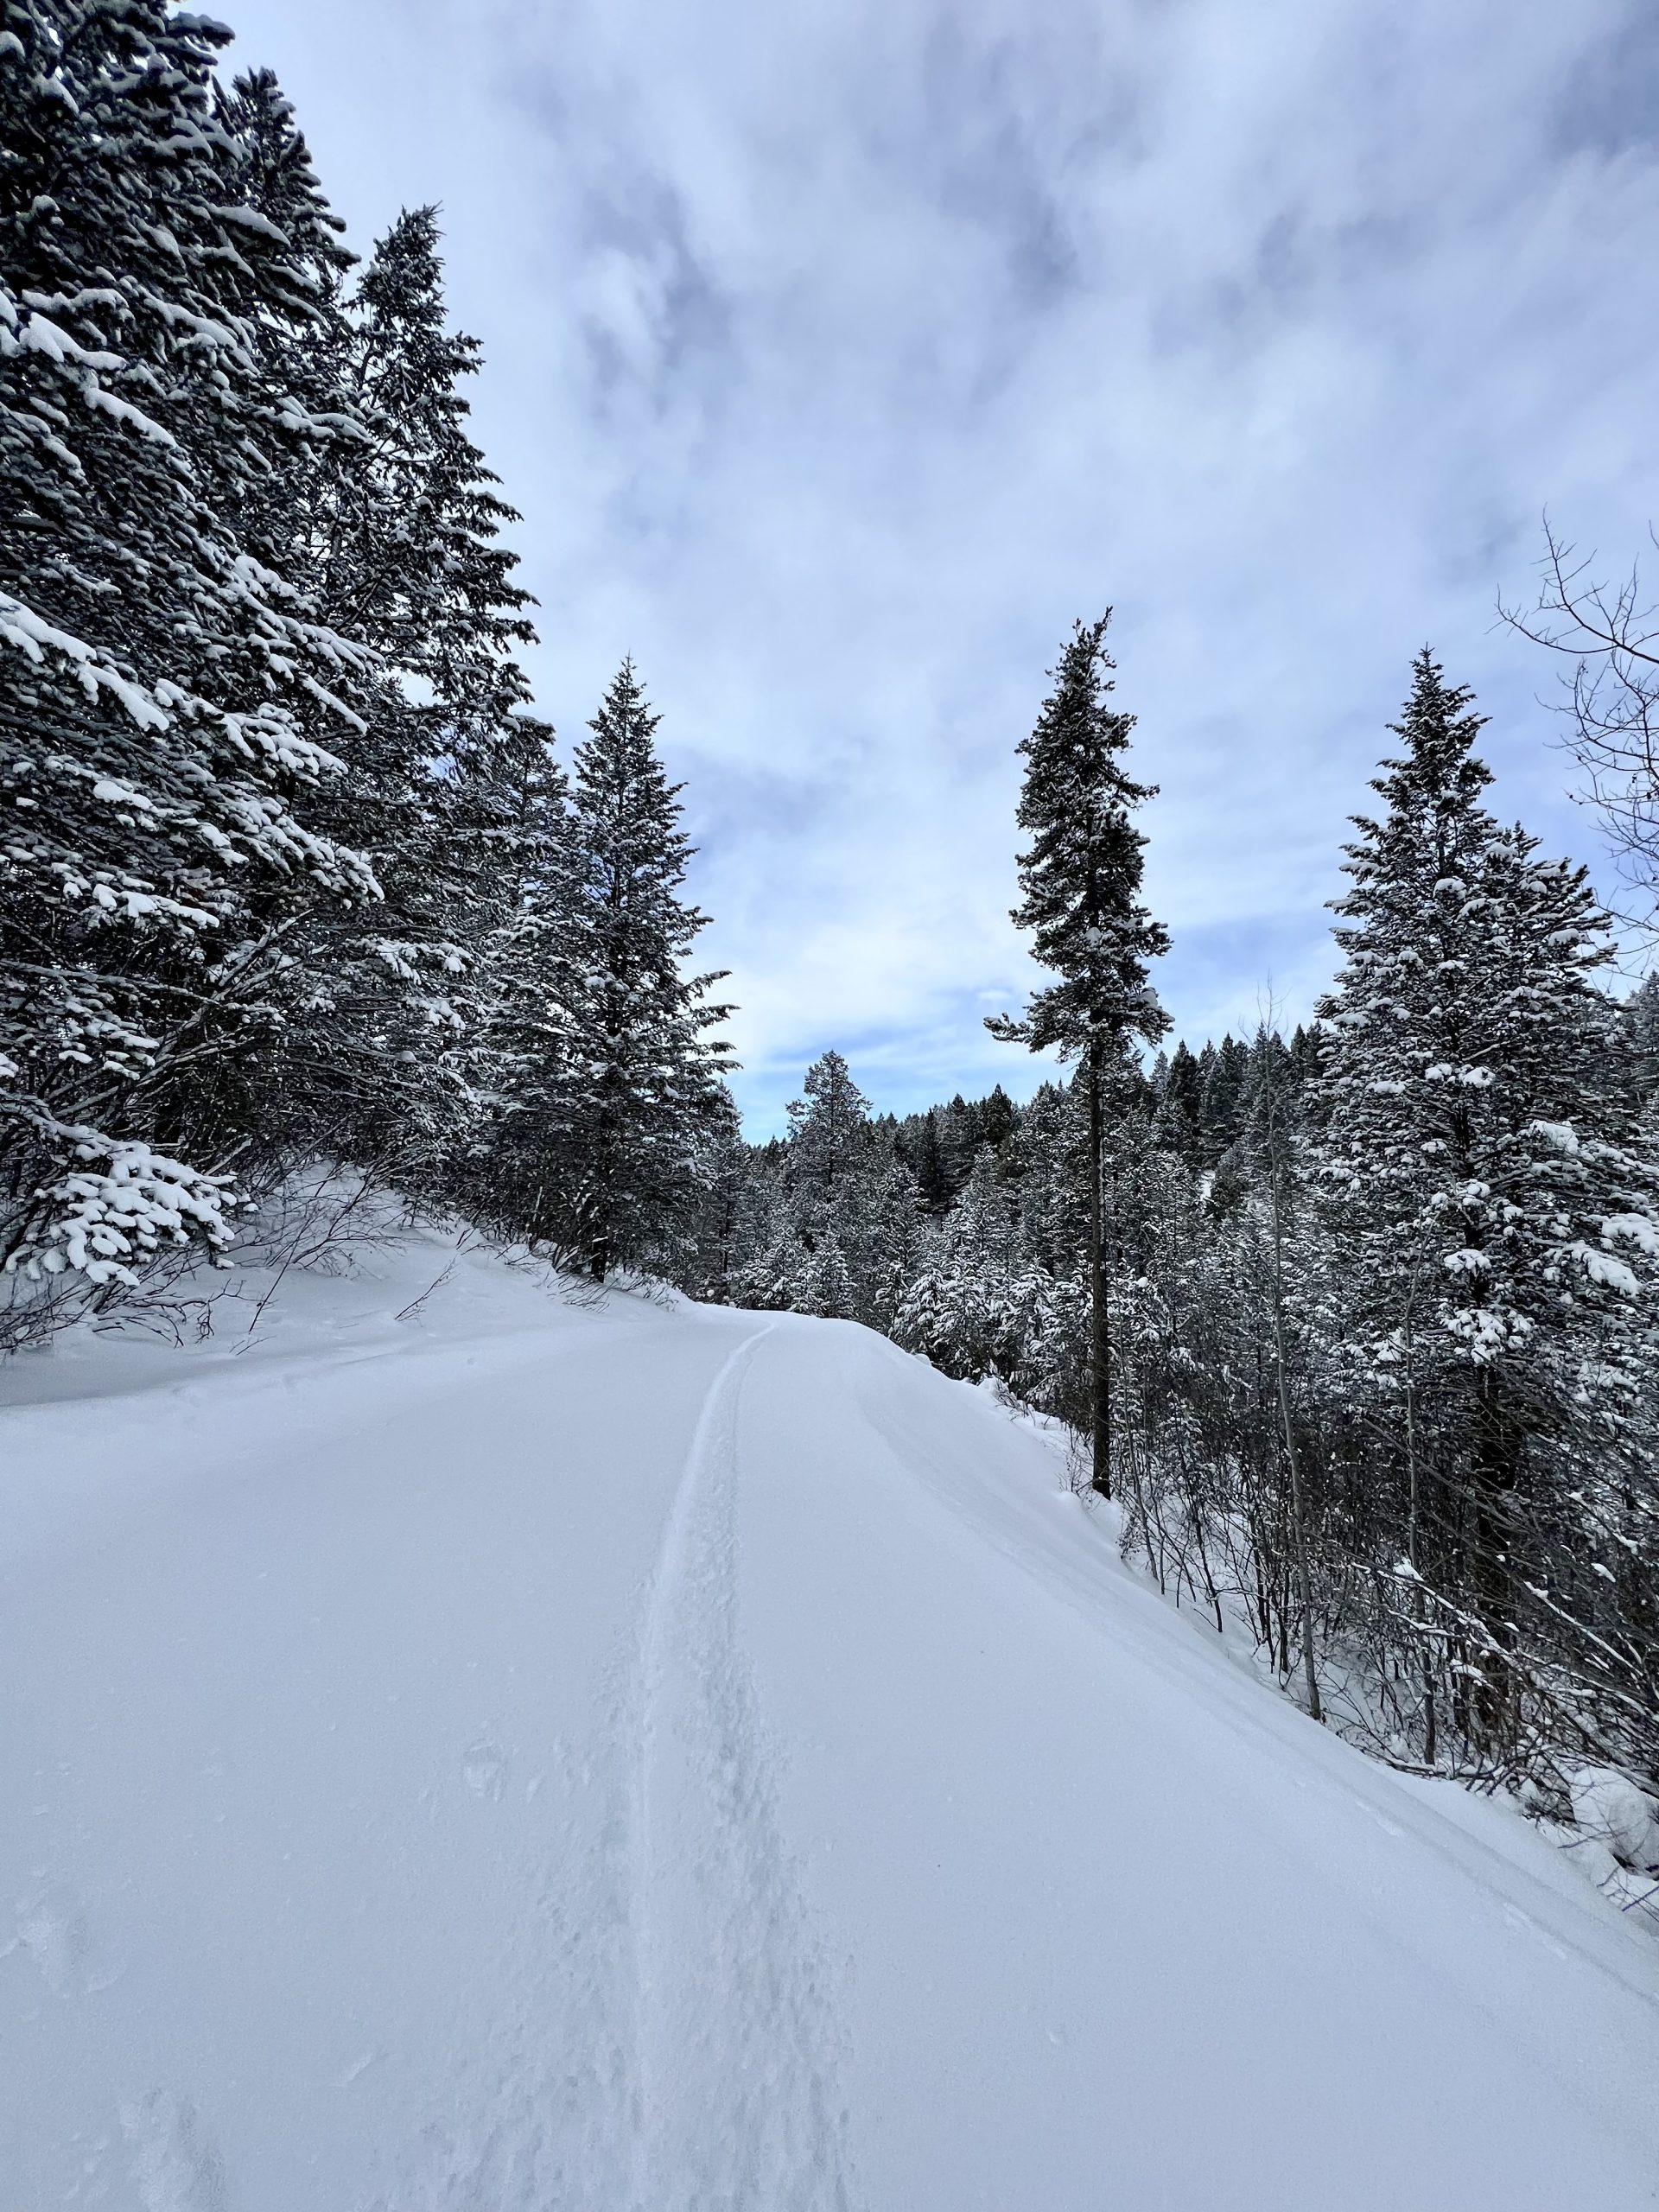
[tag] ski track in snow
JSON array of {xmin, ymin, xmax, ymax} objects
[
  {"xmin": 629, "ymin": 1322, "xmax": 860, "ymax": 2212},
  {"xmin": 370, "ymin": 1319, "xmax": 859, "ymax": 2212}
]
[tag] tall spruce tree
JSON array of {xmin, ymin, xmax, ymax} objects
[
  {"xmin": 0, "ymin": 5, "xmax": 383, "ymax": 1303},
  {"xmin": 989, "ymin": 614, "xmax": 1168, "ymax": 1495},
  {"xmin": 255, "ymin": 200, "xmax": 544, "ymax": 1185},
  {"xmin": 462, "ymin": 716, "xmax": 575, "ymax": 1237},
  {"xmin": 556, "ymin": 660, "xmax": 733, "ymax": 1279},
  {"xmin": 785, "ymin": 1050, "xmax": 873, "ymax": 1205},
  {"xmin": 1155, "ymin": 1040, "xmax": 1204, "ymax": 1161},
  {"xmin": 1198, "ymin": 1034, "xmax": 1249, "ymax": 1164},
  {"xmin": 903, "ymin": 1107, "xmax": 951, "ymax": 1211},
  {"xmin": 860, "ymin": 1149, "xmax": 925, "ymax": 1330},
  {"xmin": 1314, "ymin": 651, "xmax": 1659, "ymax": 1752},
  {"xmin": 1627, "ymin": 972, "xmax": 1659, "ymax": 1099}
]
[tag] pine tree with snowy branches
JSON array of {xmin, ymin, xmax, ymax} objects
[
  {"xmin": 248, "ymin": 197, "xmax": 545, "ymax": 1185},
  {"xmin": 460, "ymin": 716, "xmax": 576, "ymax": 1236},
  {"xmin": 785, "ymin": 1050, "xmax": 873, "ymax": 1204},
  {"xmin": 989, "ymin": 613, "xmax": 1168, "ymax": 1494},
  {"xmin": 1315, "ymin": 650, "xmax": 1659, "ymax": 1757},
  {"xmin": 799, "ymin": 1231, "xmax": 854, "ymax": 1320},
  {"xmin": 859, "ymin": 1149, "xmax": 925, "ymax": 1330},
  {"xmin": 1155, "ymin": 1039, "xmax": 1204, "ymax": 1162},
  {"xmin": 0, "ymin": 5, "xmax": 385, "ymax": 1309},
  {"xmin": 1198, "ymin": 1036, "xmax": 1249, "ymax": 1166},
  {"xmin": 552, "ymin": 661, "xmax": 734, "ymax": 1280}
]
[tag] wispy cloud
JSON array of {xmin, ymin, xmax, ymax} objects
[{"xmin": 228, "ymin": 0, "xmax": 1659, "ymax": 1129}]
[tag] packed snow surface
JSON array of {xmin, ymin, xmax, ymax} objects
[{"xmin": 4, "ymin": 1233, "xmax": 1658, "ymax": 2210}]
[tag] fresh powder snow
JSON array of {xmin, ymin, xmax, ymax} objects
[{"xmin": 3, "ymin": 1230, "xmax": 1657, "ymax": 2210}]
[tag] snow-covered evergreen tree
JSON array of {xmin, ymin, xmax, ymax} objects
[
  {"xmin": 896, "ymin": 1147, "xmax": 1018, "ymax": 1380},
  {"xmin": 458, "ymin": 717, "xmax": 577, "ymax": 1235},
  {"xmin": 894, "ymin": 1141, "xmax": 1085, "ymax": 1406},
  {"xmin": 551, "ymin": 661, "xmax": 734, "ymax": 1279},
  {"xmin": 1154, "ymin": 1040, "xmax": 1204, "ymax": 1161},
  {"xmin": 859, "ymin": 1150, "xmax": 925, "ymax": 1330},
  {"xmin": 766, "ymin": 1052, "xmax": 929, "ymax": 1325},
  {"xmin": 1314, "ymin": 651, "xmax": 1659, "ymax": 1756},
  {"xmin": 785, "ymin": 1050, "xmax": 873, "ymax": 1205},
  {"xmin": 0, "ymin": 6, "xmax": 750, "ymax": 1326},
  {"xmin": 1198, "ymin": 1036, "xmax": 1249, "ymax": 1164},
  {"xmin": 1, "ymin": 6, "xmax": 383, "ymax": 1303},
  {"xmin": 904, "ymin": 1107, "xmax": 951, "ymax": 1211},
  {"xmin": 671, "ymin": 1092, "xmax": 754, "ymax": 1300},
  {"xmin": 250, "ymin": 197, "xmax": 544, "ymax": 1184},
  {"xmin": 798, "ymin": 1232, "xmax": 855, "ymax": 1320},
  {"xmin": 1628, "ymin": 973, "xmax": 1659, "ymax": 1099},
  {"xmin": 989, "ymin": 613, "xmax": 1168, "ymax": 1494},
  {"xmin": 738, "ymin": 1210, "xmax": 813, "ymax": 1313}
]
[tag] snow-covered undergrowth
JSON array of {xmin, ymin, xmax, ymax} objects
[
  {"xmin": 4, "ymin": 1221, "xmax": 1658, "ymax": 2210},
  {"xmin": 1083, "ymin": 1446, "xmax": 1659, "ymax": 1938}
]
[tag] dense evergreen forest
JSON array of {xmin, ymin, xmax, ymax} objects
[{"xmin": 4, "ymin": 2, "xmax": 1658, "ymax": 1824}]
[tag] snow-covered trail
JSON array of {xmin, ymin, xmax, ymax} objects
[{"xmin": 3, "ymin": 1263, "xmax": 1657, "ymax": 2210}]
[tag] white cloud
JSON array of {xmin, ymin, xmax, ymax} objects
[{"xmin": 226, "ymin": 0, "xmax": 1659, "ymax": 1128}]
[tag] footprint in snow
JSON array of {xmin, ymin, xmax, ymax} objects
[
  {"xmin": 462, "ymin": 1736, "xmax": 508, "ymax": 1802},
  {"xmin": 10, "ymin": 1883, "xmax": 117, "ymax": 1998},
  {"xmin": 121, "ymin": 2089, "xmax": 228, "ymax": 2212}
]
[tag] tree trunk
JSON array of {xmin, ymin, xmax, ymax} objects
[
  {"xmin": 1275, "ymin": 1340, "xmax": 1323, "ymax": 1724},
  {"xmin": 1402, "ymin": 1287, "xmax": 1438, "ymax": 1764},
  {"xmin": 1260, "ymin": 1035, "xmax": 1320, "ymax": 1724},
  {"xmin": 588, "ymin": 1110, "xmax": 614, "ymax": 1283},
  {"xmin": 1470, "ymin": 1366, "xmax": 1518, "ymax": 1750},
  {"xmin": 1086, "ymin": 1046, "xmax": 1111, "ymax": 1498}
]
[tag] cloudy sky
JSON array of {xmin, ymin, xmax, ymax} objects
[{"xmin": 226, "ymin": 0, "xmax": 1659, "ymax": 1132}]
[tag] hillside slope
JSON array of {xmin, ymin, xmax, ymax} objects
[{"xmin": 3, "ymin": 1236, "xmax": 1656, "ymax": 2210}]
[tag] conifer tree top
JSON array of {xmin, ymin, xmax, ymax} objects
[
  {"xmin": 1342, "ymin": 649, "xmax": 1492, "ymax": 883},
  {"xmin": 786, "ymin": 1051, "xmax": 873, "ymax": 1195},
  {"xmin": 989, "ymin": 613, "xmax": 1168, "ymax": 1063},
  {"xmin": 571, "ymin": 659, "xmax": 705, "ymax": 941}
]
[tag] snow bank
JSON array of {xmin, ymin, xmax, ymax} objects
[{"xmin": 1571, "ymin": 1765, "xmax": 1659, "ymax": 1871}]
